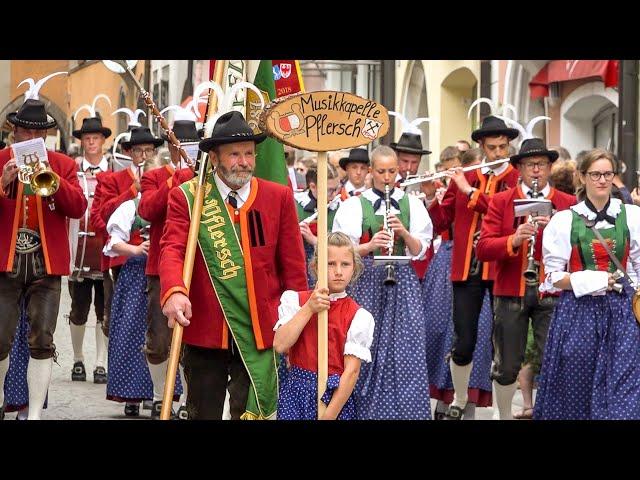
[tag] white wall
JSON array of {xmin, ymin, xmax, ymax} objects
[{"xmin": 560, "ymin": 82, "xmax": 618, "ymax": 158}]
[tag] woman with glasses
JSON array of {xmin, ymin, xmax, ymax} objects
[{"xmin": 535, "ymin": 148, "xmax": 640, "ymax": 419}]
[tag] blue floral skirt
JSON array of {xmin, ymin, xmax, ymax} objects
[
  {"xmin": 534, "ymin": 287, "xmax": 640, "ymax": 420},
  {"xmin": 423, "ymin": 241, "xmax": 493, "ymax": 407},
  {"xmin": 278, "ymin": 365, "xmax": 356, "ymax": 420},
  {"xmin": 349, "ymin": 258, "xmax": 431, "ymax": 419}
]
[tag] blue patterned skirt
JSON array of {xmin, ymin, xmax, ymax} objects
[
  {"xmin": 278, "ymin": 365, "xmax": 356, "ymax": 420},
  {"xmin": 422, "ymin": 241, "xmax": 493, "ymax": 407},
  {"xmin": 349, "ymin": 257, "xmax": 431, "ymax": 419},
  {"xmin": 304, "ymin": 242, "xmax": 316, "ymax": 288},
  {"xmin": 534, "ymin": 287, "xmax": 640, "ymax": 420},
  {"xmin": 3, "ymin": 300, "xmax": 48, "ymax": 413},
  {"xmin": 107, "ymin": 256, "xmax": 154, "ymax": 403}
]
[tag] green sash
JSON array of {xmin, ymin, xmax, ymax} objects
[{"xmin": 180, "ymin": 176, "xmax": 277, "ymax": 419}]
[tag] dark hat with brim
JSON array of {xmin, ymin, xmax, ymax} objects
[
  {"xmin": 339, "ymin": 148, "xmax": 370, "ymax": 170},
  {"xmin": 390, "ymin": 132, "xmax": 431, "ymax": 155},
  {"xmin": 7, "ymin": 99, "xmax": 56, "ymax": 130},
  {"xmin": 510, "ymin": 137, "xmax": 559, "ymax": 165},
  {"xmin": 162, "ymin": 120, "xmax": 201, "ymax": 143},
  {"xmin": 199, "ymin": 111, "xmax": 266, "ymax": 152},
  {"xmin": 72, "ymin": 116, "xmax": 112, "ymax": 139},
  {"xmin": 471, "ymin": 115, "xmax": 519, "ymax": 142},
  {"xmin": 121, "ymin": 126, "xmax": 164, "ymax": 150}
]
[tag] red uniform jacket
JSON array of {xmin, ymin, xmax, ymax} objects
[
  {"xmin": 91, "ymin": 168, "xmax": 138, "ymax": 269},
  {"xmin": 0, "ymin": 148, "xmax": 87, "ymax": 275},
  {"xmin": 476, "ymin": 185, "xmax": 576, "ymax": 297},
  {"xmin": 159, "ymin": 177, "xmax": 309, "ymax": 350},
  {"xmin": 138, "ymin": 165, "xmax": 194, "ymax": 276},
  {"xmin": 428, "ymin": 165, "xmax": 521, "ymax": 282}
]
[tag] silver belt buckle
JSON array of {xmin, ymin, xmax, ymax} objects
[{"xmin": 15, "ymin": 228, "xmax": 42, "ymax": 254}]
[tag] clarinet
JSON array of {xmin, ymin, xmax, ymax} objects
[
  {"xmin": 382, "ymin": 183, "xmax": 397, "ymax": 286},
  {"xmin": 523, "ymin": 178, "xmax": 539, "ymax": 283}
]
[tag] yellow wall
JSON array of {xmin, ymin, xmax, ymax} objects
[
  {"xmin": 396, "ymin": 60, "xmax": 480, "ymax": 171},
  {"xmin": 69, "ymin": 61, "xmax": 141, "ymax": 146},
  {"xmin": 10, "ymin": 60, "xmax": 70, "ymax": 116}
]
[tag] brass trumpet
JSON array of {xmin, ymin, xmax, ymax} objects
[{"xmin": 18, "ymin": 158, "xmax": 59, "ymax": 197}]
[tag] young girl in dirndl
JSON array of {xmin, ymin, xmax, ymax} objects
[{"xmin": 275, "ymin": 232, "xmax": 374, "ymax": 420}]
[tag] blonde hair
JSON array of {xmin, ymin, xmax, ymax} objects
[
  {"xmin": 370, "ymin": 145, "xmax": 397, "ymax": 169},
  {"xmin": 309, "ymin": 232, "xmax": 364, "ymax": 286}
]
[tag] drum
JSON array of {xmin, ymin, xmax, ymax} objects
[{"xmin": 68, "ymin": 171, "xmax": 103, "ymax": 281}]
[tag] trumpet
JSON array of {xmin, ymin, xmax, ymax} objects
[
  {"xmin": 18, "ymin": 156, "xmax": 59, "ymax": 197},
  {"xmin": 523, "ymin": 178, "xmax": 540, "ymax": 283},
  {"xmin": 382, "ymin": 183, "xmax": 397, "ymax": 286}
]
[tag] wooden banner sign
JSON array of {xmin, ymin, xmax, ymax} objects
[{"xmin": 259, "ymin": 91, "xmax": 389, "ymax": 151}]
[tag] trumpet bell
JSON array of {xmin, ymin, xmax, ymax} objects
[{"xmin": 31, "ymin": 169, "xmax": 60, "ymax": 196}]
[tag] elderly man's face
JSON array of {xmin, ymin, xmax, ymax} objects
[{"xmin": 210, "ymin": 141, "xmax": 256, "ymax": 189}]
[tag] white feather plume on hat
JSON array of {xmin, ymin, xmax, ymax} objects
[
  {"xmin": 112, "ymin": 107, "xmax": 146, "ymax": 127},
  {"xmin": 389, "ymin": 111, "xmax": 432, "ymax": 135},
  {"xmin": 17, "ymin": 71, "xmax": 68, "ymax": 101},
  {"xmin": 73, "ymin": 94, "xmax": 112, "ymax": 121}
]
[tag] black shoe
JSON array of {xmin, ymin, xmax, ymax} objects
[
  {"xmin": 151, "ymin": 401, "xmax": 176, "ymax": 419},
  {"xmin": 443, "ymin": 405, "xmax": 464, "ymax": 420},
  {"xmin": 71, "ymin": 361, "xmax": 86, "ymax": 381},
  {"xmin": 93, "ymin": 366, "xmax": 107, "ymax": 384},
  {"xmin": 124, "ymin": 403, "xmax": 140, "ymax": 417},
  {"xmin": 175, "ymin": 405, "xmax": 189, "ymax": 421}
]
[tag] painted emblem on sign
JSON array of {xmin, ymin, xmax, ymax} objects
[
  {"xmin": 280, "ymin": 63, "xmax": 292, "ymax": 79},
  {"xmin": 268, "ymin": 104, "xmax": 305, "ymax": 138},
  {"xmin": 363, "ymin": 119, "xmax": 382, "ymax": 140}
]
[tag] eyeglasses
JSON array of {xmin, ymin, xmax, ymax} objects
[
  {"xmin": 522, "ymin": 160, "xmax": 550, "ymax": 170},
  {"xmin": 132, "ymin": 147, "xmax": 156, "ymax": 156},
  {"xmin": 327, "ymin": 186, "xmax": 341, "ymax": 194},
  {"xmin": 585, "ymin": 171, "xmax": 615, "ymax": 182}
]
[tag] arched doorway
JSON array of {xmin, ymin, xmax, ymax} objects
[
  {"xmin": 0, "ymin": 95, "xmax": 69, "ymax": 152},
  {"xmin": 400, "ymin": 60, "xmax": 429, "ymax": 170},
  {"xmin": 561, "ymin": 82, "xmax": 618, "ymax": 159},
  {"xmin": 441, "ymin": 67, "xmax": 477, "ymax": 152}
]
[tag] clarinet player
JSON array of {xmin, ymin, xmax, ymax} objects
[{"xmin": 476, "ymin": 138, "xmax": 575, "ymax": 419}]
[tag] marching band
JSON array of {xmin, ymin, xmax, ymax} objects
[{"xmin": 2, "ymin": 67, "xmax": 640, "ymax": 422}]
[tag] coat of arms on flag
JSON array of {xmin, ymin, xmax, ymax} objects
[
  {"xmin": 280, "ymin": 63, "xmax": 292, "ymax": 79},
  {"xmin": 273, "ymin": 64, "xmax": 282, "ymax": 81}
]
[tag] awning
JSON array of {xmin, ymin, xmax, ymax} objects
[{"xmin": 529, "ymin": 60, "xmax": 619, "ymax": 99}]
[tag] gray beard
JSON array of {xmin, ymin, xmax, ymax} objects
[{"xmin": 217, "ymin": 165, "xmax": 253, "ymax": 189}]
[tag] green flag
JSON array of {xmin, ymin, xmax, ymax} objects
[{"xmin": 252, "ymin": 60, "xmax": 288, "ymax": 185}]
